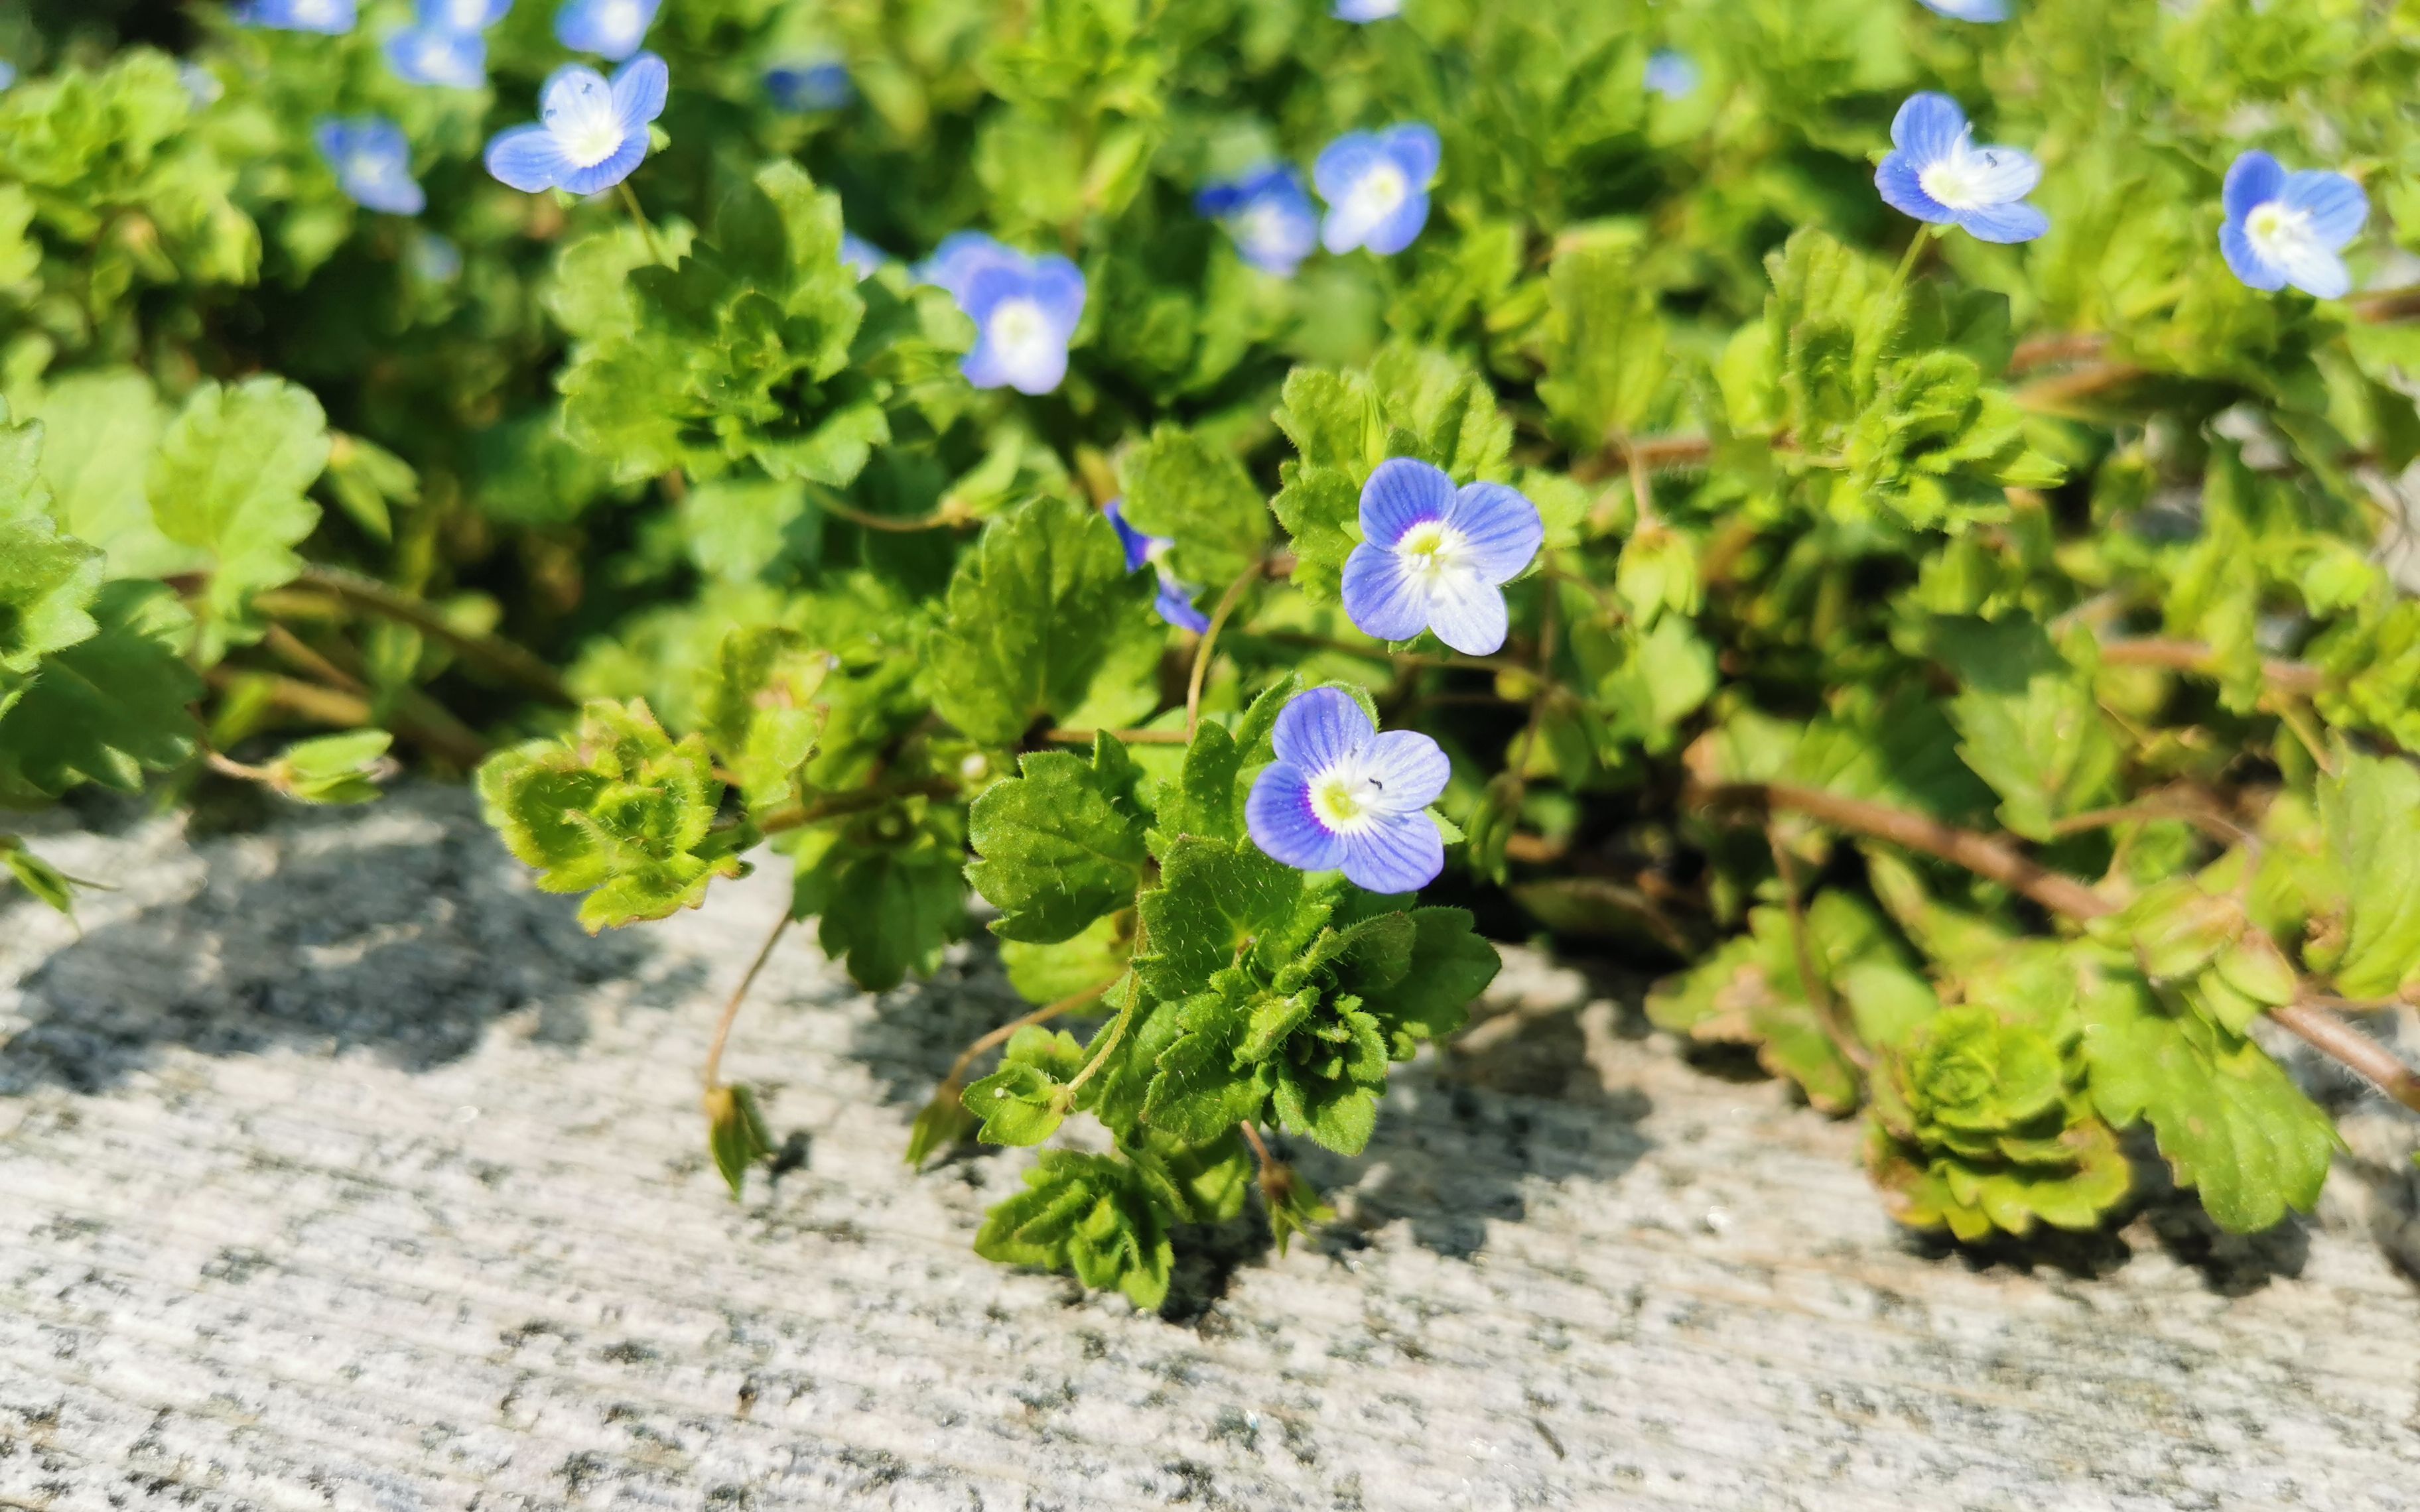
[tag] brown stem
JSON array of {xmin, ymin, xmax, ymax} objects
[
  {"xmin": 807, "ymin": 484, "xmax": 972, "ymax": 534},
  {"xmin": 2269, "ymin": 1002, "xmax": 2420, "ymax": 1115},
  {"xmin": 1768, "ymin": 826, "xmax": 1871, "ymax": 1071},
  {"xmin": 295, "ymin": 565, "xmax": 574, "ymax": 706},
  {"xmin": 1038, "ymin": 727, "xmax": 1192, "ymax": 746},
  {"xmin": 262, "ymin": 623, "xmax": 368, "ymax": 696},
  {"xmin": 2048, "ymin": 796, "xmax": 2250, "ymax": 845},
  {"xmin": 752, "ymin": 778, "xmax": 962, "ymax": 836},
  {"xmin": 2013, "ymin": 361, "xmax": 2152, "ymax": 415},
  {"xmin": 2005, "ymin": 331, "xmax": 2110, "ymax": 375},
  {"xmin": 2097, "ymin": 637, "xmax": 2325, "ymax": 696},
  {"xmin": 935, "ymin": 979, "xmax": 1115, "ymax": 1098},
  {"xmin": 1694, "ymin": 781, "xmax": 2115, "ymax": 920},
  {"xmin": 703, "ymin": 912, "xmax": 791, "ymax": 1093},
  {"xmin": 1187, "ymin": 561, "xmax": 1265, "ymax": 735},
  {"xmin": 202, "ymin": 666, "xmax": 488, "ymax": 769}
]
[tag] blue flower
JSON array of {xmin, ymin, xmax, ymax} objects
[
  {"xmin": 180, "ymin": 62, "xmax": 225, "ymax": 107},
  {"xmin": 425, "ymin": 0, "xmax": 511, "ymax": 27},
  {"xmin": 409, "ymin": 230, "xmax": 464, "ymax": 283},
  {"xmin": 1333, "ymin": 0, "xmax": 1400, "ymax": 19},
  {"xmin": 1313, "ymin": 124, "xmax": 1441, "ymax": 257},
  {"xmin": 1195, "ymin": 164, "xmax": 1318, "ymax": 277},
  {"xmin": 2220, "ymin": 151, "xmax": 2368, "ymax": 301},
  {"xmin": 1645, "ymin": 50, "xmax": 1699, "ymax": 101},
  {"xmin": 1918, "ymin": 0, "xmax": 2009, "ymax": 19},
  {"xmin": 1105, "ymin": 501, "xmax": 1211, "ymax": 634},
  {"xmin": 766, "ymin": 58, "xmax": 852, "ymax": 112},
  {"xmin": 840, "ymin": 232, "xmax": 888, "ymax": 280},
  {"xmin": 237, "ymin": 0, "xmax": 358, "ymax": 33},
  {"xmin": 1873, "ymin": 92, "xmax": 2047, "ymax": 244},
  {"xmin": 919, "ymin": 235, "xmax": 1086, "ymax": 395},
  {"xmin": 1341, "ymin": 458, "xmax": 1542, "ymax": 655},
  {"xmin": 385, "ymin": 25, "xmax": 485, "ymax": 88},
  {"xmin": 484, "ymin": 53, "xmax": 667, "ymax": 196},
  {"xmin": 1245, "ymin": 687, "xmax": 1451, "ymax": 894},
  {"xmin": 314, "ymin": 117, "xmax": 425, "ymax": 216},
  {"xmin": 554, "ymin": 0, "xmax": 657, "ymax": 61}
]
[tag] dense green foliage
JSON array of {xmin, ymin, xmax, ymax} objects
[{"xmin": 7, "ymin": 0, "xmax": 2420, "ymax": 1309}]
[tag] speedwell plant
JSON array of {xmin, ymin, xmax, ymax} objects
[{"xmin": 4, "ymin": 0, "xmax": 2420, "ymax": 1309}]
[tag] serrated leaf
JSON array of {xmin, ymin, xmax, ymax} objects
[
  {"xmin": 1934, "ymin": 615, "xmax": 2122, "ymax": 841},
  {"xmin": 967, "ymin": 733, "xmax": 1150, "ymax": 944},
  {"xmin": 2312, "ymin": 753, "xmax": 2420, "ymax": 1001},
  {"xmin": 1136, "ymin": 836, "xmax": 1333, "ymax": 1002},
  {"xmin": 975, "ymin": 1151, "xmax": 1174, "ymax": 1310},
  {"xmin": 1118, "ymin": 425, "xmax": 1270, "ymax": 590},
  {"xmin": 923, "ymin": 493, "xmax": 1162, "ymax": 745},
  {"xmin": 809, "ymin": 842, "xmax": 966, "ymax": 991},
  {"xmin": 964, "ymin": 1061, "xmax": 1070, "ymax": 1146},
  {"xmin": 1146, "ymin": 719, "xmax": 1243, "ymax": 855},
  {"xmin": 701, "ymin": 626, "xmax": 833, "ymax": 814},
  {"xmin": 705, "ymin": 1082, "xmax": 776, "ymax": 1198},
  {"xmin": 0, "ymin": 580, "xmax": 200, "ymax": 800},
  {"xmin": 146, "ymin": 377, "xmax": 329, "ymax": 665}
]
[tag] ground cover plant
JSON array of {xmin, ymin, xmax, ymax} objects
[{"xmin": 5, "ymin": 0, "xmax": 2420, "ymax": 1309}]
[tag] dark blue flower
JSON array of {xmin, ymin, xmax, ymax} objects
[
  {"xmin": 1313, "ymin": 124, "xmax": 1440, "ymax": 257},
  {"xmin": 1340, "ymin": 458, "xmax": 1540, "ymax": 656},
  {"xmin": 1105, "ymin": 501, "xmax": 1211, "ymax": 634},
  {"xmin": 1244, "ymin": 687, "xmax": 1451, "ymax": 894},
  {"xmin": 484, "ymin": 53, "xmax": 667, "ymax": 196},
  {"xmin": 1645, "ymin": 50, "xmax": 1698, "ymax": 101},
  {"xmin": 1195, "ymin": 164, "xmax": 1318, "ymax": 277},
  {"xmin": 766, "ymin": 58, "xmax": 852, "ymax": 112},
  {"xmin": 554, "ymin": 0, "xmax": 657, "ymax": 60},
  {"xmin": 237, "ymin": 0, "xmax": 358, "ymax": 34},
  {"xmin": 1873, "ymin": 92, "xmax": 2047, "ymax": 244},
  {"xmin": 2220, "ymin": 151, "xmax": 2368, "ymax": 300},
  {"xmin": 314, "ymin": 117, "xmax": 425, "ymax": 216},
  {"xmin": 385, "ymin": 24, "xmax": 485, "ymax": 89}
]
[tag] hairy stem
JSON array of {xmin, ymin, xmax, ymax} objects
[
  {"xmin": 1187, "ymin": 560, "xmax": 1265, "ymax": 735},
  {"xmin": 936, "ymin": 979, "xmax": 1115, "ymax": 1099},
  {"xmin": 1039, "ymin": 726, "xmax": 1191, "ymax": 746},
  {"xmin": 751, "ymin": 777, "xmax": 962, "ymax": 837},
  {"xmin": 703, "ymin": 911, "xmax": 791, "ymax": 1093},
  {"xmin": 2096, "ymin": 636, "xmax": 2325, "ymax": 696},
  {"xmin": 292, "ymin": 565, "xmax": 574, "ymax": 706},
  {"xmin": 1061, "ymin": 971, "xmax": 1142, "ymax": 1101},
  {"xmin": 616, "ymin": 181, "xmax": 666, "ymax": 265},
  {"xmin": 2269, "ymin": 1002, "xmax": 2420, "ymax": 1115}
]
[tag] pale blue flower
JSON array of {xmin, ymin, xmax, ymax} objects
[
  {"xmin": 1645, "ymin": 50, "xmax": 1698, "ymax": 101},
  {"xmin": 1195, "ymin": 164, "xmax": 1318, "ymax": 277},
  {"xmin": 237, "ymin": 0, "xmax": 358, "ymax": 33},
  {"xmin": 314, "ymin": 117, "xmax": 425, "ymax": 216},
  {"xmin": 766, "ymin": 58, "xmax": 852, "ymax": 112},
  {"xmin": 840, "ymin": 232, "xmax": 887, "ymax": 280},
  {"xmin": 385, "ymin": 24, "xmax": 485, "ymax": 88},
  {"xmin": 423, "ymin": 0, "xmax": 511, "ymax": 28},
  {"xmin": 179, "ymin": 62, "xmax": 224, "ymax": 107},
  {"xmin": 1246, "ymin": 687, "xmax": 1451, "ymax": 894},
  {"xmin": 1313, "ymin": 124, "xmax": 1441, "ymax": 257},
  {"xmin": 2221, "ymin": 151, "xmax": 2368, "ymax": 301},
  {"xmin": 915, "ymin": 231, "xmax": 1024, "ymax": 303},
  {"xmin": 554, "ymin": 0, "xmax": 657, "ymax": 61},
  {"xmin": 1873, "ymin": 92, "xmax": 2047, "ymax": 244},
  {"xmin": 1341, "ymin": 458, "xmax": 1541, "ymax": 655},
  {"xmin": 1919, "ymin": 0, "xmax": 2009, "ymax": 19},
  {"xmin": 1333, "ymin": 0, "xmax": 1400, "ymax": 19},
  {"xmin": 484, "ymin": 53, "xmax": 667, "ymax": 196},
  {"xmin": 1105, "ymin": 501, "xmax": 1210, "ymax": 634},
  {"xmin": 0, "ymin": 62, "xmax": 16, "ymax": 93},
  {"xmin": 955, "ymin": 250, "xmax": 1086, "ymax": 395}
]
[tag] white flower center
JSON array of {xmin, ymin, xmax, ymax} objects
[
  {"xmin": 448, "ymin": 0, "xmax": 486, "ymax": 26},
  {"xmin": 1241, "ymin": 202, "xmax": 1290, "ymax": 255},
  {"xmin": 545, "ymin": 79, "xmax": 626, "ymax": 168},
  {"xmin": 987, "ymin": 297, "xmax": 1054, "ymax": 365},
  {"xmin": 598, "ymin": 0, "xmax": 641, "ymax": 44},
  {"xmin": 1308, "ymin": 759, "xmax": 1386, "ymax": 836},
  {"xmin": 420, "ymin": 36, "xmax": 452, "ymax": 71},
  {"xmin": 1918, "ymin": 147, "xmax": 1995, "ymax": 211},
  {"xmin": 2246, "ymin": 200, "xmax": 2317, "ymax": 265},
  {"xmin": 348, "ymin": 150, "xmax": 395, "ymax": 186},
  {"xmin": 295, "ymin": 0, "xmax": 336, "ymax": 23},
  {"xmin": 1394, "ymin": 519, "xmax": 1471, "ymax": 582},
  {"xmin": 1349, "ymin": 162, "xmax": 1408, "ymax": 221}
]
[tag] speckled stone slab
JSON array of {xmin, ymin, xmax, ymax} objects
[{"xmin": 1, "ymin": 788, "xmax": 2417, "ymax": 1511}]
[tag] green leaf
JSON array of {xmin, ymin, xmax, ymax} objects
[
  {"xmin": 1000, "ymin": 913, "xmax": 1131, "ymax": 1005},
  {"xmin": 1145, "ymin": 718, "xmax": 1244, "ymax": 856},
  {"xmin": 1336, "ymin": 905, "xmax": 1500, "ymax": 1050},
  {"xmin": 1537, "ymin": 238, "xmax": 1670, "ymax": 448},
  {"xmin": 975, "ymin": 1151, "xmax": 1175, "ymax": 1310},
  {"xmin": 964, "ymin": 1062, "xmax": 1071, "ymax": 1147},
  {"xmin": 705, "ymin": 1083, "xmax": 776, "ymax": 1199},
  {"xmin": 2309, "ymin": 753, "xmax": 2420, "ymax": 1000},
  {"xmin": 267, "ymin": 730, "xmax": 394, "ymax": 804},
  {"xmin": 2080, "ymin": 971, "xmax": 2336, "ymax": 1233},
  {"xmin": 0, "ymin": 487, "xmax": 103, "ymax": 678},
  {"xmin": 923, "ymin": 493, "xmax": 1162, "ymax": 745},
  {"xmin": 809, "ymin": 842, "xmax": 966, "ymax": 991},
  {"xmin": 967, "ymin": 733, "xmax": 1150, "ymax": 944},
  {"xmin": 145, "ymin": 377, "xmax": 330, "ymax": 665},
  {"xmin": 700, "ymin": 626, "xmax": 833, "ymax": 814},
  {"xmin": 1933, "ymin": 615, "xmax": 2122, "ymax": 841},
  {"xmin": 1117, "ymin": 425, "xmax": 1270, "ymax": 590},
  {"xmin": 1139, "ymin": 986, "xmax": 1266, "ymax": 1142},
  {"xmin": 475, "ymin": 699, "xmax": 744, "ymax": 933},
  {"xmin": 1136, "ymin": 836, "xmax": 1333, "ymax": 1002},
  {"xmin": 0, "ymin": 580, "xmax": 200, "ymax": 800},
  {"xmin": 0, "ymin": 836, "xmax": 76, "ymax": 914},
  {"xmin": 1270, "ymin": 367, "xmax": 1382, "ymax": 603}
]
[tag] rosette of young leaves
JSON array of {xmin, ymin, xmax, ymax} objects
[
  {"xmin": 555, "ymin": 162, "xmax": 899, "ymax": 489},
  {"xmin": 2088, "ymin": 875, "xmax": 2300, "ymax": 1035},
  {"xmin": 1867, "ymin": 999, "xmax": 2131, "ymax": 1243},
  {"xmin": 1270, "ymin": 347, "xmax": 1514, "ymax": 603},
  {"xmin": 973, "ymin": 1150, "xmax": 1177, "ymax": 1311},
  {"xmin": 476, "ymin": 700, "xmax": 747, "ymax": 932}
]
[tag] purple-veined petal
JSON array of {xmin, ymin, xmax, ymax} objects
[
  {"xmin": 1270, "ymin": 687, "xmax": 1373, "ymax": 773},
  {"xmin": 557, "ymin": 132, "xmax": 647, "ymax": 194},
  {"xmin": 1313, "ymin": 132, "xmax": 1384, "ymax": 204},
  {"xmin": 1959, "ymin": 145, "xmax": 2041, "ymax": 204},
  {"xmin": 486, "ymin": 123, "xmax": 576, "ymax": 192},
  {"xmin": 2269, "ymin": 239, "xmax": 2352, "ymax": 300},
  {"xmin": 611, "ymin": 51, "xmax": 668, "ymax": 133},
  {"xmin": 1363, "ymin": 729, "xmax": 1450, "ymax": 812},
  {"xmin": 918, "ymin": 231, "xmax": 1022, "ymax": 304},
  {"xmin": 1381, "ymin": 123, "xmax": 1441, "ymax": 188},
  {"xmin": 539, "ymin": 62, "xmax": 613, "ymax": 121},
  {"xmin": 1357, "ymin": 458, "xmax": 1455, "ymax": 547},
  {"xmin": 1339, "ymin": 812, "xmax": 1444, "ymax": 893},
  {"xmin": 1026, "ymin": 255, "xmax": 1088, "ymax": 334},
  {"xmin": 1891, "ymin": 93, "xmax": 1966, "ymax": 166},
  {"xmin": 1422, "ymin": 569, "xmax": 1509, "ymax": 655},
  {"xmin": 1875, "ymin": 154, "xmax": 1954, "ymax": 223},
  {"xmin": 1954, "ymin": 200, "xmax": 2049, "ymax": 244},
  {"xmin": 2220, "ymin": 220, "xmax": 2287, "ymax": 292},
  {"xmin": 2281, "ymin": 170, "xmax": 2368, "ymax": 250},
  {"xmin": 2222, "ymin": 151, "xmax": 2284, "ymax": 223},
  {"xmin": 1341, "ymin": 544, "xmax": 1432, "ymax": 643},
  {"xmin": 1444, "ymin": 482, "xmax": 1543, "ymax": 584},
  {"xmin": 1246, "ymin": 765, "xmax": 1349, "ymax": 872}
]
